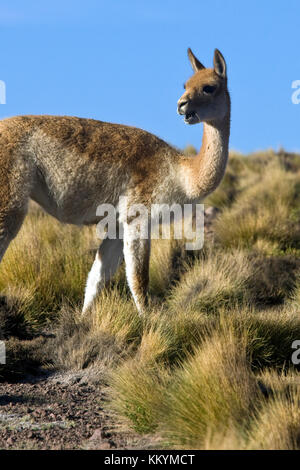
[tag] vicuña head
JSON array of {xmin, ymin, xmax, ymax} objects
[
  {"xmin": 178, "ymin": 48, "xmax": 230, "ymax": 125},
  {"xmin": 0, "ymin": 47, "xmax": 230, "ymax": 315}
]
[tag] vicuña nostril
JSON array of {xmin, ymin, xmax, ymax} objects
[
  {"xmin": 178, "ymin": 100, "xmax": 188, "ymax": 114},
  {"xmin": 178, "ymin": 100, "xmax": 188, "ymax": 110}
]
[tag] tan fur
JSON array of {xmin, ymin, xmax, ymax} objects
[{"xmin": 0, "ymin": 48, "xmax": 231, "ymax": 313}]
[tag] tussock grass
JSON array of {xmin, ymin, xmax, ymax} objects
[
  {"xmin": 223, "ymin": 306, "xmax": 300, "ymax": 369},
  {"xmin": 149, "ymin": 239, "xmax": 173, "ymax": 298},
  {"xmin": 91, "ymin": 288, "xmax": 141, "ymax": 343},
  {"xmin": 159, "ymin": 327, "xmax": 260, "ymax": 448},
  {"xmin": 248, "ymin": 394, "xmax": 300, "ymax": 450},
  {"xmin": 248, "ymin": 371, "xmax": 300, "ymax": 449},
  {"xmin": 155, "ymin": 309, "xmax": 213, "ymax": 365},
  {"xmin": 167, "ymin": 249, "xmax": 254, "ymax": 313},
  {"xmin": 51, "ymin": 306, "xmax": 122, "ymax": 374},
  {"xmin": 110, "ymin": 359, "xmax": 169, "ymax": 434},
  {"xmin": 50, "ymin": 291, "xmax": 142, "ymax": 381}
]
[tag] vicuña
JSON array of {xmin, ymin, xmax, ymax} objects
[{"xmin": 0, "ymin": 48, "xmax": 230, "ymax": 314}]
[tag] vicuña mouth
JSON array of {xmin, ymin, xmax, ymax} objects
[{"xmin": 184, "ymin": 111, "xmax": 197, "ymax": 123}]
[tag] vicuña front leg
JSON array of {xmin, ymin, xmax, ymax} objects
[
  {"xmin": 82, "ymin": 237, "xmax": 124, "ymax": 313},
  {"xmin": 123, "ymin": 225, "xmax": 150, "ymax": 314}
]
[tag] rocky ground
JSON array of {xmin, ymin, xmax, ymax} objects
[
  {"xmin": 0, "ymin": 375, "xmax": 118, "ymax": 450},
  {"xmin": 0, "ymin": 371, "xmax": 150, "ymax": 450}
]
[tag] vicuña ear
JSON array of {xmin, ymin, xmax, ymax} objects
[
  {"xmin": 213, "ymin": 49, "xmax": 227, "ymax": 78},
  {"xmin": 187, "ymin": 48, "xmax": 205, "ymax": 73}
]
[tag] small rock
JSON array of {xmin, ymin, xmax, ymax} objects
[
  {"xmin": 96, "ymin": 442, "xmax": 111, "ymax": 450},
  {"xmin": 89, "ymin": 428, "xmax": 102, "ymax": 441}
]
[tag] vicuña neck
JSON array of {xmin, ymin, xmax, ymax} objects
[{"xmin": 180, "ymin": 107, "xmax": 230, "ymax": 200}]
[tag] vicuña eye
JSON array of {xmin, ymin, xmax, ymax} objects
[{"xmin": 203, "ymin": 85, "xmax": 216, "ymax": 94}]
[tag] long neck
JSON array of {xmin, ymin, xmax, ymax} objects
[{"xmin": 179, "ymin": 103, "xmax": 230, "ymax": 200}]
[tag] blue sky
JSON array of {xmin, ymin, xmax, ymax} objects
[{"xmin": 0, "ymin": 0, "xmax": 299, "ymax": 153}]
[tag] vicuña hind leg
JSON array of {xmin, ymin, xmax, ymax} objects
[
  {"xmin": 123, "ymin": 223, "xmax": 150, "ymax": 314},
  {"xmin": 0, "ymin": 207, "xmax": 28, "ymax": 264},
  {"xmin": 0, "ymin": 145, "xmax": 33, "ymax": 266},
  {"xmin": 82, "ymin": 237, "xmax": 124, "ymax": 313}
]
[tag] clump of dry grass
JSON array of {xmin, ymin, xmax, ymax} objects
[
  {"xmin": 149, "ymin": 239, "xmax": 173, "ymax": 298},
  {"xmin": 167, "ymin": 248, "xmax": 254, "ymax": 314},
  {"xmin": 49, "ymin": 289, "xmax": 142, "ymax": 381},
  {"xmin": 51, "ymin": 306, "xmax": 121, "ymax": 374},
  {"xmin": 155, "ymin": 309, "xmax": 213, "ymax": 365},
  {"xmin": 91, "ymin": 287, "xmax": 142, "ymax": 344},
  {"xmin": 248, "ymin": 395, "xmax": 300, "ymax": 449},
  {"xmin": 159, "ymin": 327, "xmax": 260, "ymax": 449},
  {"xmin": 247, "ymin": 371, "xmax": 300, "ymax": 449},
  {"xmin": 247, "ymin": 255, "xmax": 299, "ymax": 304},
  {"xmin": 224, "ymin": 306, "xmax": 300, "ymax": 369},
  {"xmin": 110, "ymin": 358, "xmax": 169, "ymax": 434}
]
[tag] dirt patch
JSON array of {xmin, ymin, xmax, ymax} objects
[{"xmin": 0, "ymin": 373, "xmax": 146, "ymax": 450}]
